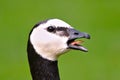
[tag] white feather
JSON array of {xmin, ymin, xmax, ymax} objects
[{"xmin": 30, "ymin": 19, "xmax": 72, "ymax": 61}]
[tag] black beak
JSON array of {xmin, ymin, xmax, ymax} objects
[{"xmin": 67, "ymin": 28, "xmax": 90, "ymax": 52}]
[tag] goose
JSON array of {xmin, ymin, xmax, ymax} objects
[{"xmin": 27, "ymin": 18, "xmax": 90, "ymax": 80}]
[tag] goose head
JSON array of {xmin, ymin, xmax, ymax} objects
[{"xmin": 30, "ymin": 19, "xmax": 90, "ymax": 61}]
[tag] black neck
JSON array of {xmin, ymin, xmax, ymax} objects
[{"xmin": 27, "ymin": 40, "xmax": 60, "ymax": 80}]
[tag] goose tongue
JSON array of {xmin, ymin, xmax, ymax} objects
[{"xmin": 68, "ymin": 40, "xmax": 88, "ymax": 52}]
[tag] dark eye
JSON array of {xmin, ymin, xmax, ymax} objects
[{"xmin": 47, "ymin": 26, "xmax": 56, "ymax": 32}]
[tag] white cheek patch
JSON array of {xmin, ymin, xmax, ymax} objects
[{"xmin": 30, "ymin": 26, "xmax": 69, "ymax": 61}]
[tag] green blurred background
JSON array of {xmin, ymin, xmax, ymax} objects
[{"xmin": 0, "ymin": 0, "xmax": 120, "ymax": 80}]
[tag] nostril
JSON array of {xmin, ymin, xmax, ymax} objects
[{"xmin": 74, "ymin": 32, "xmax": 79, "ymax": 35}]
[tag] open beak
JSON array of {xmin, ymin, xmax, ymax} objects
[{"xmin": 67, "ymin": 28, "xmax": 90, "ymax": 52}]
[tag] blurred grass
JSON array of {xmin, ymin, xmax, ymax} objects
[{"xmin": 0, "ymin": 0, "xmax": 120, "ymax": 80}]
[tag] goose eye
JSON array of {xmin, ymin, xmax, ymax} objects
[{"xmin": 47, "ymin": 26, "xmax": 56, "ymax": 32}]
